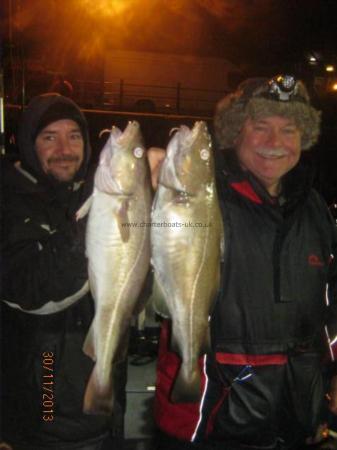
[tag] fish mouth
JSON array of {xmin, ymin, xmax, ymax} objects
[
  {"xmin": 255, "ymin": 148, "xmax": 288, "ymax": 159},
  {"xmin": 180, "ymin": 121, "xmax": 208, "ymax": 146},
  {"xmin": 161, "ymin": 121, "xmax": 211, "ymax": 192},
  {"xmin": 171, "ymin": 122, "xmax": 208, "ymax": 149},
  {"xmin": 117, "ymin": 121, "xmax": 141, "ymax": 148}
]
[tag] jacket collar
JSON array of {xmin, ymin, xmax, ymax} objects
[{"xmin": 216, "ymin": 150, "xmax": 315, "ymax": 210}]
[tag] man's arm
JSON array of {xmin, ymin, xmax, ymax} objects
[
  {"xmin": 147, "ymin": 147, "xmax": 166, "ymax": 190},
  {"xmin": 2, "ymin": 200, "xmax": 89, "ymax": 313}
]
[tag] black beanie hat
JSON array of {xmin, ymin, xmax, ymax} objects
[
  {"xmin": 17, "ymin": 93, "xmax": 91, "ymax": 183},
  {"xmin": 33, "ymin": 101, "xmax": 87, "ymax": 142}
]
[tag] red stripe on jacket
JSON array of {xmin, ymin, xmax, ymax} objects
[{"xmin": 216, "ymin": 352, "xmax": 288, "ymax": 366}]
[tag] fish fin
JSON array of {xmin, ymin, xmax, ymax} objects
[
  {"xmin": 171, "ymin": 364, "xmax": 201, "ymax": 403},
  {"xmin": 76, "ymin": 195, "xmax": 93, "ymax": 221},
  {"xmin": 150, "ymin": 276, "xmax": 171, "ymax": 319},
  {"xmin": 83, "ymin": 365, "xmax": 114, "ymax": 416},
  {"xmin": 83, "ymin": 323, "xmax": 96, "ymax": 361},
  {"xmin": 117, "ymin": 199, "xmax": 130, "ymax": 242}
]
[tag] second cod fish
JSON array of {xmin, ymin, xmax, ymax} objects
[
  {"xmin": 77, "ymin": 121, "xmax": 152, "ymax": 415},
  {"xmin": 151, "ymin": 121, "xmax": 223, "ymax": 403}
]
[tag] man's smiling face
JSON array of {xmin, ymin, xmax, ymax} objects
[
  {"xmin": 235, "ymin": 115, "xmax": 302, "ymax": 195},
  {"xmin": 35, "ymin": 119, "xmax": 84, "ymax": 182}
]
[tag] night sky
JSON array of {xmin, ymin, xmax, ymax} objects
[
  {"xmin": 2, "ymin": 0, "xmax": 337, "ymax": 201},
  {"xmin": 3, "ymin": 0, "xmax": 337, "ymax": 74}
]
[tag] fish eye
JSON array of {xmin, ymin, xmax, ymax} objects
[
  {"xmin": 134, "ymin": 147, "xmax": 144, "ymax": 158},
  {"xmin": 200, "ymin": 149, "xmax": 210, "ymax": 161}
]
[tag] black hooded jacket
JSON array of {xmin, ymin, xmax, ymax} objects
[
  {"xmin": 1, "ymin": 95, "xmax": 124, "ymax": 448},
  {"xmin": 212, "ymin": 154, "xmax": 337, "ymax": 356},
  {"xmin": 153, "ymin": 152, "xmax": 337, "ymax": 446},
  {"xmin": 2, "ymin": 94, "xmax": 93, "ymax": 312}
]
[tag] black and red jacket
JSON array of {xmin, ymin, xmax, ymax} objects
[
  {"xmin": 212, "ymin": 157, "xmax": 337, "ymax": 360},
  {"xmin": 154, "ymin": 155, "xmax": 337, "ymax": 443}
]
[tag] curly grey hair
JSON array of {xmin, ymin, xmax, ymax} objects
[{"xmin": 214, "ymin": 77, "xmax": 321, "ymax": 151}]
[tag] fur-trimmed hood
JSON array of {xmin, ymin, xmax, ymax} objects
[{"xmin": 214, "ymin": 75, "xmax": 321, "ymax": 151}]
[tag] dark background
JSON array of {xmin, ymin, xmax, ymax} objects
[
  {"xmin": 2, "ymin": 0, "xmax": 337, "ymax": 204},
  {"xmin": 2, "ymin": 0, "xmax": 337, "ymax": 75}
]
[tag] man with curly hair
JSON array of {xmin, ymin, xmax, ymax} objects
[{"xmin": 154, "ymin": 75, "xmax": 337, "ymax": 450}]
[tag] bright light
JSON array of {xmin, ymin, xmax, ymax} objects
[
  {"xmin": 81, "ymin": 0, "xmax": 132, "ymax": 17},
  {"xmin": 326, "ymin": 65, "xmax": 335, "ymax": 72},
  {"xmin": 332, "ymin": 83, "xmax": 337, "ymax": 91},
  {"xmin": 308, "ymin": 55, "xmax": 318, "ymax": 66}
]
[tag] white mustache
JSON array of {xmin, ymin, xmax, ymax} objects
[{"xmin": 256, "ymin": 147, "xmax": 288, "ymax": 157}]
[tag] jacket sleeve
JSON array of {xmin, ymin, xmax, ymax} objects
[{"xmin": 1, "ymin": 195, "xmax": 89, "ymax": 312}]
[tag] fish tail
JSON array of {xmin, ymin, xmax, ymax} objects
[
  {"xmin": 83, "ymin": 323, "xmax": 95, "ymax": 361},
  {"xmin": 171, "ymin": 363, "xmax": 201, "ymax": 403},
  {"xmin": 83, "ymin": 366, "xmax": 114, "ymax": 416}
]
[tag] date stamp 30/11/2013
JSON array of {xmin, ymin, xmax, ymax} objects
[{"xmin": 41, "ymin": 351, "xmax": 55, "ymax": 422}]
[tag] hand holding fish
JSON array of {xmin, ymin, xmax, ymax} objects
[{"xmin": 147, "ymin": 146, "xmax": 166, "ymax": 190}]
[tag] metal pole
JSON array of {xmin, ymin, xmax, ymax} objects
[
  {"xmin": 0, "ymin": 68, "xmax": 5, "ymax": 155},
  {"xmin": 17, "ymin": 0, "xmax": 26, "ymax": 109},
  {"xmin": 8, "ymin": 0, "xmax": 18, "ymax": 102},
  {"xmin": 21, "ymin": 53, "xmax": 26, "ymax": 109},
  {"xmin": 0, "ymin": 3, "xmax": 5, "ymax": 154}
]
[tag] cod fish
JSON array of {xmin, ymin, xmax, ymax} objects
[
  {"xmin": 151, "ymin": 121, "xmax": 223, "ymax": 403},
  {"xmin": 77, "ymin": 121, "xmax": 152, "ymax": 415}
]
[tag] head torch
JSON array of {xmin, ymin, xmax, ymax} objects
[{"xmin": 258, "ymin": 75, "xmax": 308, "ymax": 103}]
